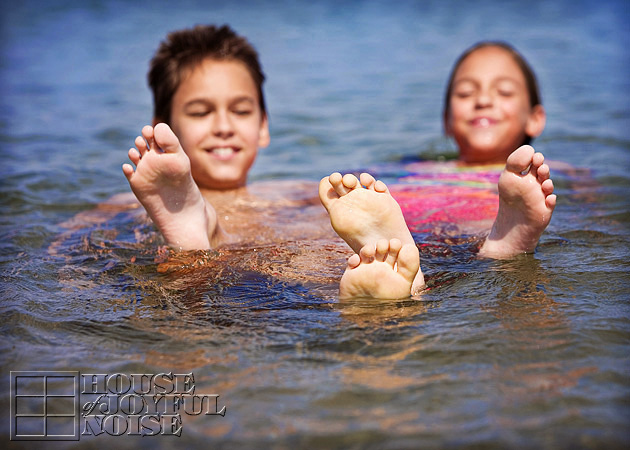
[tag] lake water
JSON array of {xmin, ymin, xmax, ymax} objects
[{"xmin": 1, "ymin": 0, "xmax": 629, "ymax": 448}]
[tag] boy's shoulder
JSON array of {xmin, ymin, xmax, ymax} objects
[{"xmin": 58, "ymin": 192, "xmax": 141, "ymax": 230}]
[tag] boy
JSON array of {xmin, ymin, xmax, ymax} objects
[{"xmin": 122, "ymin": 24, "xmax": 270, "ymax": 250}]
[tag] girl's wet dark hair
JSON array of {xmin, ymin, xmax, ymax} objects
[
  {"xmin": 443, "ymin": 41, "xmax": 542, "ymax": 146},
  {"xmin": 149, "ymin": 24, "xmax": 266, "ymax": 124}
]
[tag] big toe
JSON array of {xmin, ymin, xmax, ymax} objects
[
  {"xmin": 153, "ymin": 123, "xmax": 181, "ymax": 153},
  {"xmin": 319, "ymin": 174, "xmax": 343, "ymax": 209},
  {"xmin": 396, "ymin": 244, "xmax": 420, "ymax": 281},
  {"xmin": 505, "ymin": 145, "xmax": 535, "ymax": 174}
]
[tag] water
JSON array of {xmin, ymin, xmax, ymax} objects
[{"xmin": 1, "ymin": 0, "xmax": 629, "ymax": 448}]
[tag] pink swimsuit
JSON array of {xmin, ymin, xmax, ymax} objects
[{"xmin": 387, "ymin": 161, "xmax": 502, "ymax": 233}]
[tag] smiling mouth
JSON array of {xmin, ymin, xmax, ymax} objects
[
  {"xmin": 470, "ymin": 117, "xmax": 497, "ymax": 128},
  {"xmin": 207, "ymin": 147, "xmax": 239, "ymax": 158}
]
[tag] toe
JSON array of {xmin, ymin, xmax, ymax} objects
[
  {"xmin": 141, "ymin": 125, "xmax": 154, "ymax": 138},
  {"xmin": 374, "ymin": 180, "xmax": 389, "ymax": 193},
  {"xmin": 542, "ymin": 178, "xmax": 554, "ymax": 196},
  {"xmin": 375, "ymin": 239, "xmax": 389, "ymax": 262},
  {"xmin": 319, "ymin": 174, "xmax": 341, "ymax": 211},
  {"xmin": 506, "ymin": 145, "xmax": 535, "ymax": 174},
  {"xmin": 545, "ymin": 194, "xmax": 557, "ymax": 210},
  {"xmin": 347, "ymin": 253, "xmax": 361, "ymax": 269},
  {"xmin": 532, "ymin": 152, "xmax": 545, "ymax": 169},
  {"xmin": 122, "ymin": 163, "xmax": 134, "ymax": 180},
  {"xmin": 153, "ymin": 123, "xmax": 181, "ymax": 153},
  {"xmin": 537, "ymin": 163, "xmax": 550, "ymax": 182},
  {"xmin": 128, "ymin": 148, "xmax": 140, "ymax": 166},
  {"xmin": 135, "ymin": 136, "xmax": 148, "ymax": 156},
  {"xmin": 360, "ymin": 173, "xmax": 376, "ymax": 189},
  {"xmin": 328, "ymin": 172, "xmax": 342, "ymax": 186},
  {"xmin": 318, "ymin": 177, "xmax": 335, "ymax": 208},
  {"xmin": 359, "ymin": 243, "xmax": 376, "ymax": 263},
  {"xmin": 385, "ymin": 238, "xmax": 402, "ymax": 267},
  {"xmin": 342, "ymin": 173, "xmax": 360, "ymax": 190},
  {"xmin": 141, "ymin": 126, "xmax": 154, "ymax": 149},
  {"xmin": 329, "ymin": 172, "xmax": 351, "ymax": 196},
  {"xmin": 396, "ymin": 244, "xmax": 420, "ymax": 280}
]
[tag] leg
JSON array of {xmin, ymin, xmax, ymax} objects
[
  {"xmin": 479, "ymin": 145, "xmax": 557, "ymax": 258},
  {"xmin": 319, "ymin": 172, "xmax": 424, "ymax": 293},
  {"xmin": 339, "ymin": 239, "xmax": 423, "ymax": 299},
  {"xmin": 122, "ymin": 123, "xmax": 219, "ymax": 250}
]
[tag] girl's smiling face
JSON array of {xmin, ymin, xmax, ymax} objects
[
  {"xmin": 167, "ymin": 58, "xmax": 269, "ymax": 190},
  {"xmin": 445, "ymin": 46, "xmax": 545, "ymax": 164}
]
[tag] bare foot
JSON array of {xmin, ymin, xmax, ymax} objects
[
  {"xmin": 319, "ymin": 173, "xmax": 415, "ymax": 251},
  {"xmin": 319, "ymin": 172, "xmax": 425, "ymax": 294},
  {"xmin": 122, "ymin": 123, "xmax": 218, "ymax": 250},
  {"xmin": 479, "ymin": 145, "xmax": 557, "ymax": 258},
  {"xmin": 339, "ymin": 239, "xmax": 421, "ymax": 299}
]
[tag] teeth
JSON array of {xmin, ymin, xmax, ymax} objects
[
  {"xmin": 212, "ymin": 147, "xmax": 234, "ymax": 156},
  {"xmin": 478, "ymin": 118, "xmax": 490, "ymax": 127}
]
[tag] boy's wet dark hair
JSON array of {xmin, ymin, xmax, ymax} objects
[
  {"xmin": 443, "ymin": 41, "xmax": 542, "ymax": 146},
  {"xmin": 149, "ymin": 24, "xmax": 266, "ymax": 124}
]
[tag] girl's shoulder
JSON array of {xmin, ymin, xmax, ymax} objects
[{"xmin": 391, "ymin": 160, "xmax": 503, "ymax": 188}]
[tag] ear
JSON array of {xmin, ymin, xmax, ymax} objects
[
  {"xmin": 258, "ymin": 114, "xmax": 270, "ymax": 148},
  {"xmin": 525, "ymin": 105, "xmax": 546, "ymax": 138}
]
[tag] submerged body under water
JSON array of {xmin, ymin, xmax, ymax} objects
[
  {"xmin": 1, "ymin": 0, "xmax": 629, "ymax": 448},
  {"xmin": 3, "ymin": 158, "xmax": 629, "ymax": 449}
]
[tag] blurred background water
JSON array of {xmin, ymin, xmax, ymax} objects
[{"xmin": 1, "ymin": 0, "xmax": 629, "ymax": 448}]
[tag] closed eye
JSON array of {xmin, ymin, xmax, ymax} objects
[
  {"xmin": 454, "ymin": 90, "xmax": 475, "ymax": 98},
  {"xmin": 232, "ymin": 109, "xmax": 253, "ymax": 116},
  {"xmin": 188, "ymin": 111, "xmax": 210, "ymax": 117},
  {"xmin": 230, "ymin": 97, "xmax": 257, "ymax": 116}
]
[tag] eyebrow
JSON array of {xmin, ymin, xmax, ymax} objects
[
  {"xmin": 453, "ymin": 76, "xmax": 521, "ymax": 86},
  {"xmin": 183, "ymin": 96, "xmax": 256, "ymax": 108}
]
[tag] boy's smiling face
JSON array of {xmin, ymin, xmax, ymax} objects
[
  {"xmin": 167, "ymin": 58, "xmax": 269, "ymax": 190},
  {"xmin": 446, "ymin": 46, "xmax": 545, "ymax": 164}
]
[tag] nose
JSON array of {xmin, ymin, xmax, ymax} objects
[
  {"xmin": 211, "ymin": 110, "xmax": 234, "ymax": 138},
  {"xmin": 475, "ymin": 89, "xmax": 493, "ymax": 108}
]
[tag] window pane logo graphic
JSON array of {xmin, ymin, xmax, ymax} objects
[{"xmin": 10, "ymin": 371, "xmax": 80, "ymax": 441}]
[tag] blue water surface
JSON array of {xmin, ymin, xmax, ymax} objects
[{"xmin": 1, "ymin": 0, "xmax": 629, "ymax": 449}]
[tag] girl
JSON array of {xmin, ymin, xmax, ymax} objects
[{"xmin": 320, "ymin": 42, "xmax": 557, "ymax": 297}]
